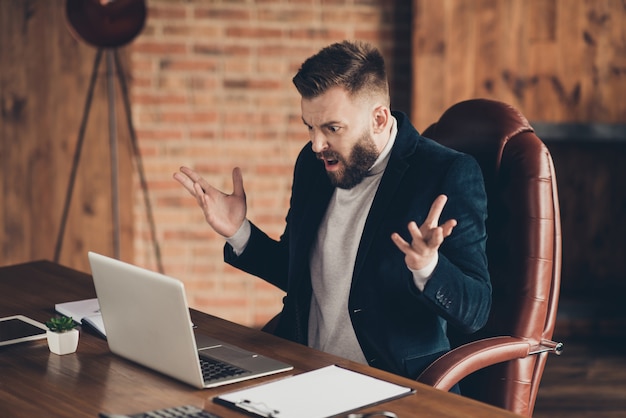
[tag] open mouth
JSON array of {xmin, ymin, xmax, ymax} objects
[{"xmin": 317, "ymin": 152, "xmax": 340, "ymax": 167}]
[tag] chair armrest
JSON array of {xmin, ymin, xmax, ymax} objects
[{"xmin": 416, "ymin": 336, "xmax": 532, "ymax": 391}]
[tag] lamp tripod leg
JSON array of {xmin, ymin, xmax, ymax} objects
[{"xmin": 106, "ymin": 49, "xmax": 121, "ymax": 259}]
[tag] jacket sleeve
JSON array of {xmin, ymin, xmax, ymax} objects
[
  {"xmin": 224, "ymin": 221, "xmax": 290, "ymax": 292},
  {"xmin": 419, "ymin": 153, "xmax": 491, "ymax": 333}
]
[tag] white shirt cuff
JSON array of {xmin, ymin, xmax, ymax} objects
[
  {"xmin": 410, "ymin": 252, "xmax": 438, "ymax": 292},
  {"xmin": 226, "ymin": 219, "xmax": 251, "ymax": 256}
]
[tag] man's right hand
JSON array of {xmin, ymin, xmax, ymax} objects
[{"xmin": 173, "ymin": 166, "xmax": 247, "ymax": 238}]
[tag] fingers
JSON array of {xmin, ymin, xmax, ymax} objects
[
  {"xmin": 424, "ymin": 194, "xmax": 448, "ymax": 228},
  {"xmin": 231, "ymin": 167, "xmax": 245, "ymax": 198},
  {"xmin": 175, "ymin": 166, "xmax": 244, "ymax": 198},
  {"xmin": 193, "ymin": 182, "xmax": 208, "ymax": 208},
  {"xmin": 410, "ymin": 220, "xmax": 444, "ymax": 249},
  {"xmin": 174, "ymin": 166, "xmax": 221, "ymax": 200},
  {"xmin": 392, "ymin": 194, "xmax": 457, "ymax": 251},
  {"xmin": 422, "ymin": 194, "xmax": 457, "ymax": 241},
  {"xmin": 173, "ymin": 166, "xmax": 203, "ymax": 196},
  {"xmin": 390, "ymin": 232, "xmax": 410, "ymax": 254},
  {"xmin": 407, "ymin": 220, "xmax": 423, "ymax": 241},
  {"xmin": 392, "ymin": 221, "xmax": 437, "ymax": 254},
  {"xmin": 391, "ymin": 224, "xmax": 439, "ymax": 271},
  {"xmin": 439, "ymin": 218, "xmax": 457, "ymax": 238}
]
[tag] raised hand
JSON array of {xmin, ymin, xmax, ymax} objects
[
  {"xmin": 391, "ymin": 194, "xmax": 457, "ymax": 271},
  {"xmin": 173, "ymin": 166, "xmax": 247, "ymax": 238}
]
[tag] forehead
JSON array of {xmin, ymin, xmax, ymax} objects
[{"xmin": 300, "ymin": 87, "xmax": 364, "ymax": 125}]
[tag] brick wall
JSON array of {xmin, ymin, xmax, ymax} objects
[{"xmin": 129, "ymin": 0, "xmax": 411, "ymax": 327}]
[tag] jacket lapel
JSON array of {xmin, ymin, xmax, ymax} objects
[
  {"xmin": 352, "ymin": 112, "xmax": 419, "ymax": 284},
  {"xmin": 293, "ymin": 168, "xmax": 334, "ymax": 270}
]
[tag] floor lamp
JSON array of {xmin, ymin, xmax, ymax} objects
[{"xmin": 54, "ymin": 0, "xmax": 163, "ymax": 273}]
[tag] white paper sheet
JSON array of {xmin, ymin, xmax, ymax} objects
[{"xmin": 214, "ymin": 364, "xmax": 413, "ymax": 418}]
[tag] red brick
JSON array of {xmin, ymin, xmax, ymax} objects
[
  {"xmin": 162, "ymin": 25, "xmax": 220, "ymax": 38},
  {"xmin": 131, "ymin": 76, "xmax": 153, "ymax": 88},
  {"xmin": 135, "ymin": 129, "xmax": 184, "ymax": 140},
  {"xmin": 159, "ymin": 58, "xmax": 219, "ymax": 72},
  {"xmin": 158, "ymin": 111, "xmax": 219, "ymax": 124},
  {"xmin": 257, "ymin": 8, "xmax": 316, "ymax": 23},
  {"xmin": 147, "ymin": 5, "xmax": 187, "ymax": 19},
  {"xmin": 194, "ymin": 8, "xmax": 251, "ymax": 21},
  {"xmin": 189, "ymin": 130, "xmax": 218, "ymax": 140},
  {"xmin": 192, "ymin": 44, "xmax": 251, "ymax": 56},
  {"xmin": 288, "ymin": 28, "xmax": 349, "ymax": 41},
  {"xmin": 131, "ymin": 41, "xmax": 188, "ymax": 55},
  {"xmin": 132, "ymin": 93, "xmax": 188, "ymax": 105},
  {"xmin": 225, "ymin": 26, "xmax": 283, "ymax": 39},
  {"xmin": 223, "ymin": 79, "xmax": 283, "ymax": 90}
]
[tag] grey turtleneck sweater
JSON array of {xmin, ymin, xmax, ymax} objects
[{"xmin": 307, "ymin": 119, "xmax": 397, "ymax": 363}]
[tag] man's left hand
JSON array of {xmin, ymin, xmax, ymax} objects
[{"xmin": 391, "ymin": 194, "xmax": 457, "ymax": 270}]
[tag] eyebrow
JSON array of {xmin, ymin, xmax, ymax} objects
[{"xmin": 301, "ymin": 117, "xmax": 343, "ymax": 128}]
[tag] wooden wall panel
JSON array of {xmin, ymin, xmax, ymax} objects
[
  {"xmin": 0, "ymin": 0, "xmax": 133, "ymax": 271},
  {"xmin": 411, "ymin": 0, "xmax": 626, "ymax": 129}
]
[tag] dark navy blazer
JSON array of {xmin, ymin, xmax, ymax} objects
[{"xmin": 225, "ymin": 111, "xmax": 491, "ymax": 379}]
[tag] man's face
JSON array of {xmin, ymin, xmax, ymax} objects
[{"xmin": 301, "ymin": 87, "xmax": 380, "ymax": 189}]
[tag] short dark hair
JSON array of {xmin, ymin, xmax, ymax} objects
[{"xmin": 292, "ymin": 40, "xmax": 389, "ymax": 103}]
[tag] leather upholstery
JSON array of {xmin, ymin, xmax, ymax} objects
[{"xmin": 418, "ymin": 99, "xmax": 563, "ymax": 416}]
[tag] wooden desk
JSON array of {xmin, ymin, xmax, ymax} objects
[{"xmin": 0, "ymin": 261, "xmax": 520, "ymax": 417}]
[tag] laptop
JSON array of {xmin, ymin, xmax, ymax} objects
[{"xmin": 87, "ymin": 251, "xmax": 293, "ymax": 389}]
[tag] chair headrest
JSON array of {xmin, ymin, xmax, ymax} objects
[
  {"xmin": 424, "ymin": 98, "xmax": 534, "ymax": 145},
  {"xmin": 423, "ymin": 99, "xmax": 535, "ymax": 176}
]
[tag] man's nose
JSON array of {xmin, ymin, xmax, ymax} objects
[{"xmin": 310, "ymin": 131, "xmax": 328, "ymax": 153}]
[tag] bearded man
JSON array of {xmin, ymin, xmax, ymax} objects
[{"xmin": 174, "ymin": 40, "xmax": 491, "ymax": 385}]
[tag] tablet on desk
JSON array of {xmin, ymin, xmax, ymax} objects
[{"xmin": 0, "ymin": 315, "xmax": 48, "ymax": 347}]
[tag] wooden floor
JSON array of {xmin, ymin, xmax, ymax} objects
[{"xmin": 533, "ymin": 337, "xmax": 626, "ymax": 417}]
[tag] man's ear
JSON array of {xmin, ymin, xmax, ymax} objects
[{"xmin": 372, "ymin": 105, "xmax": 390, "ymax": 134}]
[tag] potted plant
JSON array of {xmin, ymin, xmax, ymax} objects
[{"xmin": 45, "ymin": 315, "xmax": 79, "ymax": 355}]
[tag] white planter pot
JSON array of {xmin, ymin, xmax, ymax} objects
[{"xmin": 47, "ymin": 329, "xmax": 79, "ymax": 355}]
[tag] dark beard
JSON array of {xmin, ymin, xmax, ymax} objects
[{"xmin": 325, "ymin": 132, "xmax": 379, "ymax": 189}]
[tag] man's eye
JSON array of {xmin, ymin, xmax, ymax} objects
[{"xmin": 328, "ymin": 126, "xmax": 340, "ymax": 133}]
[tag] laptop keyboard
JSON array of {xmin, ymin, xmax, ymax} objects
[
  {"xmin": 199, "ymin": 356, "xmax": 248, "ymax": 382},
  {"xmin": 99, "ymin": 404, "xmax": 221, "ymax": 418}
]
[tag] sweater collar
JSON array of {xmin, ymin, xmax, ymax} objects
[{"xmin": 367, "ymin": 116, "xmax": 397, "ymax": 177}]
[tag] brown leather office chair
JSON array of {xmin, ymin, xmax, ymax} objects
[{"xmin": 418, "ymin": 98, "xmax": 563, "ymax": 416}]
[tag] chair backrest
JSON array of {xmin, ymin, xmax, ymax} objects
[{"xmin": 422, "ymin": 99, "xmax": 562, "ymax": 415}]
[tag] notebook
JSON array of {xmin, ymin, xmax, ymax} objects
[
  {"xmin": 55, "ymin": 298, "xmax": 106, "ymax": 338},
  {"xmin": 87, "ymin": 251, "xmax": 293, "ymax": 389}
]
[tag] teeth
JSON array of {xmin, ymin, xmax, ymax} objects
[{"xmin": 317, "ymin": 153, "xmax": 339, "ymax": 165}]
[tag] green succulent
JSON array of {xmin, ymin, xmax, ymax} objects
[{"xmin": 45, "ymin": 315, "xmax": 77, "ymax": 332}]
